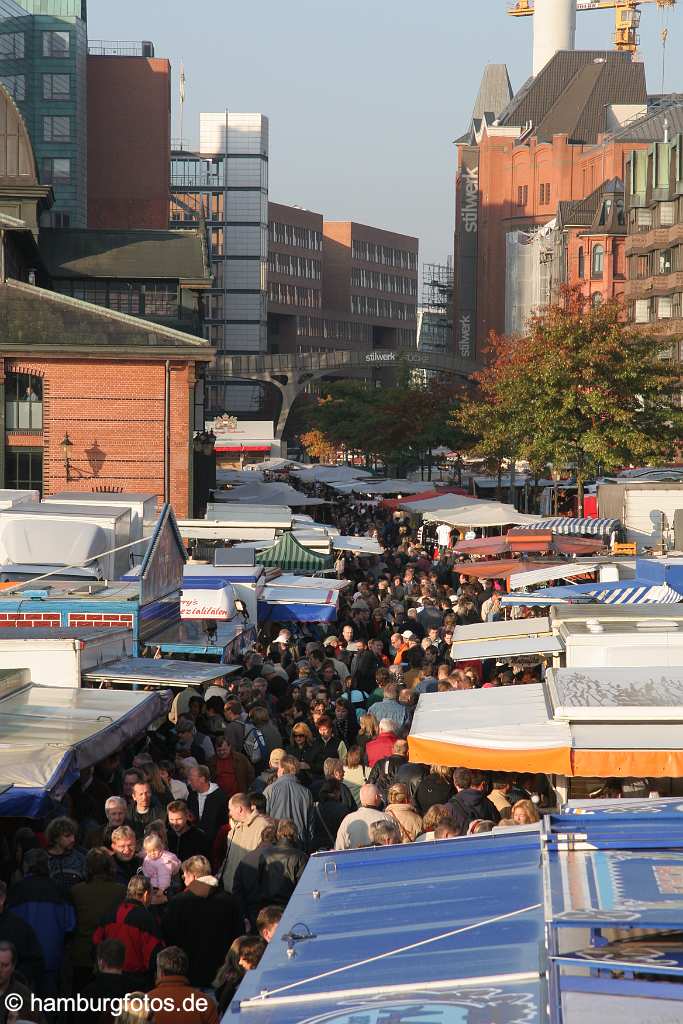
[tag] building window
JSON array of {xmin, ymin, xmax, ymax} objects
[
  {"xmin": 591, "ymin": 244, "xmax": 604, "ymax": 279},
  {"xmin": 591, "ymin": 292, "xmax": 603, "ymax": 308},
  {"xmin": 636, "ymin": 207, "xmax": 652, "ymax": 230},
  {"xmin": 53, "ymin": 211, "xmax": 70, "ymax": 228},
  {"xmin": 41, "ymin": 157, "xmax": 70, "ymax": 184},
  {"xmin": 659, "ymin": 202, "xmax": 676, "ymax": 227},
  {"xmin": 5, "ymin": 372, "xmax": 43, "ymax": 430},
  {"xmin": 659, "ymin": 249, "xmax": 673, "ymax": 275},
  {"xmin": 5, "ymin": 449, "xmax": 42, "ymax": 495},
  {"xmin": 43, "ymin": 115, "xmax": 70, "ymax": 142},
  {"xmin": 0, "ymin": 74, "xmax": 25, "ymax": 101},
  {"xmin": 657, "ymin": 296, "xmax": 673, "ymax": 319},
  {"xmin": 516, "ymin": 185, "xmax": 528, "ymax": 207},
  {"xmin": 0, "ymin": 33, "xmax": 24, "ymax": 60},
  {"xmin": 42, "ymin": 73, "xmax": 70, "ymax": 100},
  {"xmin": 42, "ymin": 31, "xmax": 70, "ymax": 58},
  {"xmin": 634, "ymin": 298, "xmax": 652, "ymax": 324},
  {"xmin": 578, "ymin": 246, "xmax": 585, "ymax": 279},
  {"xmin": 539, "ymin": 182, "xmax": 550, "ymax": 206}
]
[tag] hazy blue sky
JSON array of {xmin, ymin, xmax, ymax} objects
[{"xmin": 90, "ymin": 0, "xmax": 683, "ymax": 268}]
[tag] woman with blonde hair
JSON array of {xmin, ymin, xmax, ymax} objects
[
  {"xmin": 385, "ymin": 782, "xmax": 423, "ymax": 843},
  {"xmin": 356, "ymin": 714, "xmax": 378, "ymax": 766},
  {"xmin": 415, "ymin": 764, "xmax": 454, "ymax": 815},
  {"xmin": 117, "ymin": 993, "xmax": 153, "ymax": 1024},
  {"xmin": 511, "ymin": 799, "xmax": 541, "ymax": 825},
  {"xmin": 343, "ymin": 746, "xmax": 367, "ymax": 806}
]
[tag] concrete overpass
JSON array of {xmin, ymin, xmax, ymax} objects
[{"xmin": 211, "ymin": 348, "xmax": 479, "ymax": 438}]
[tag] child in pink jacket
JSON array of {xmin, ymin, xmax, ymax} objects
[{"xmin": 141, "ymin": 832, "xmax": 181, "ymax": 892}]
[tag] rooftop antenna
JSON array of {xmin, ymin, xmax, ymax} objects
[
  {"xmin": 179, "ymin": 61, "xmax": 186, "ymax": 150},
  {"xmin": 660, "ymin": 27, "xmax": 668, "ymax": 94}
]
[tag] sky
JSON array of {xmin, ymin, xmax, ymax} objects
[{"xmin": 89, "ymin": 0, "xmax": 683, "ymax": 270}]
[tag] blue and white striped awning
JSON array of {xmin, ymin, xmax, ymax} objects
[
  {"xmin": 503, "ymin": 580, "xmax": 683, "ymax": 606},
  {"xmin": 514, "ymin": 517, "xmax": 621, "ymax": 537}
]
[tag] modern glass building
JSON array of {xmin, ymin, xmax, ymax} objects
[
  {"xmin": 0, "ymin": 0, "xmax": 87, "ymax": 227},
  {"xmin": 171, "ymin": 112, "xmax": 269, "ymax": 356}
]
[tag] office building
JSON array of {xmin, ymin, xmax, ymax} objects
[
  {"xmin": 171, "ymin": 112, "xmax": 269, "ymax": 357},
  {"xmin": 0, "ymin": 0, "xmax": 87, "ymax": 227}
]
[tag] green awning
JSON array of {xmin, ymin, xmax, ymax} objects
[{"xmin": 255, "ymin": 532, "xmax": 332, "ymax": 572}]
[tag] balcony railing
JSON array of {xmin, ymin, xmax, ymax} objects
[{"xmin": 88, "ymin": 40, "xmax": 155, "ymax": 57}]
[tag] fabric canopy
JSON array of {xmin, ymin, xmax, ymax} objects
[
  {"xmin": 514, "ymin": 517, "xmax": 621, "ymax": 537},
  {"xmin": 255, "ymin": 532, "xmax": 332, "ymax": 571},
  {"xmin": 400, "ymin": 493, "xmax": 483, "ymax": 515},
  {"xmin": 509, "ymin": 562, "xmax": 601, "ymax": 590},
  {"xmin": 291, "ymin": 465, "xmax": 373, "ymax": 483},
  {"xmin": 456, "ymin": 559, "xmax": 560, "ymax": 580},
  {"xmin": 258, "ymin": 585, "xmax": 339, "ymax": 623},
  {"xmin": 212, "ymin": 482, "xmax": 327, "ymax": 507},
  {"xmin": 341, "ymin": 479, "xmax": 431, "ymax": 496},
  {"xmin": 332, "ymin": 535, "xmax": 383, "ymax": 554},
  {"xmin": 0, "ymin": 684, "xmax": 172, "ymax": 816},
  {"xmin": 424, "ymin": 503, "xmax": 543, "ymax": 528},
  {"xmin": 383, "ymin": 487, "xmax": 469, "ymax": 511},
  {"xmin": 455, "ymin": 532, "xmax": 607, "ymax": 557},
  {"xmin": 503, "ymin": 579, "xmax": 683, "ymax": 607}
]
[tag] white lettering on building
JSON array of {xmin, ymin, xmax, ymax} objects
[{"xmin": 461, "ymin": 167, "xmax": 479, "ymax": 233}]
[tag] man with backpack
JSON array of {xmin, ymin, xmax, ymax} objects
[
  {"xmin": 449, "ymin": 768, "xmax": 501, "ymax": 835},
  {"xmin": 223, "ymin": 700, "xmax": 268, "ymax": 770}
]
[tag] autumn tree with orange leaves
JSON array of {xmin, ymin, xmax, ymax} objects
[{"xmin": 455, "ymin": 288, "xmax": 683, "ymax": 512}]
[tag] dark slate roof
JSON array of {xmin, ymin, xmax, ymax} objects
[
  {"xmin": 0, "ymin": 280, "xmax": 214, "ymax": 359},
  {"xmin": 471, "ymin": 64, "xmax": 513, "ymax": 121},
  {"xmin": 500, "ymin": 51, "xmax": 646, "ymax": 143},
  {"xmin": 612, "ymin": 101, "xmax": 683, "ymax": 142},
  {"xmin": 38, "ymin": 228, "xmax": 211, "ymax": 283},
  {"xmin": 557, "ymin": 178, "xmax": 622, "ymax": 228}
]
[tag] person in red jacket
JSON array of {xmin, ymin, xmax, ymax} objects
[
  {"xmin": 92, "ymin": 874, "xmax": 163, "ymax": 991},
  {"xmin": 365, "ymin": 719, "xmax": 399, "ymax": 768}
]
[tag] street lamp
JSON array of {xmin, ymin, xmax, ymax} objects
[{"xmin": 60, "ymin": 432, "xmax": 73, "ymax": 481}]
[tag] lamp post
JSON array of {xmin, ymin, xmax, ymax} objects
[{"xmin": 60, "ymin": 432, "xmax": 73, "ymax": 482}]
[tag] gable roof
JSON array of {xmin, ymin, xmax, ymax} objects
[
  {"xmin": 255, "ymin": 532, "xmax": 332, "ymax": 571},
  {"xmin": 39, "ymin": 228, "xmax": 211, "ymax": 284},
  {"xmin": 0, "ymin": 279, "xmax": 214, "ymax": 360},
  {"xmin": 500, "ymin": 51, "xmax": 646, "ymax": 143},
  {"xmin": 557, "ymin": 177, "xmax": 624, "ymax": 229}
]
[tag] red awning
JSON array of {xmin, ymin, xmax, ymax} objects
[
  {"xmin": 453, "ymin": 536, "xmax": 512, "ymax": 556},
  {"xmin": 383, "ymin": 487, "xmax": 468, "ymax": 510},
  {"xmin": 456, "ymin": 559, "xmax": 562, "ymax": 580},
  {"xmin": 215, "ymin": 445, "xmax": 272, "ymax": 453}
]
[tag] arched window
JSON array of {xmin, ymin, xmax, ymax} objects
[
  {"xmin": 578, "ymin": 246, "xmax": 585, "ymax": 279},
  {"xmin": 5, "ymin": 372, "xmax": 42, "ymax": 430},
  {"xmin": 592, "ymin": 244, "xmax": 604, "ymax": 278}
]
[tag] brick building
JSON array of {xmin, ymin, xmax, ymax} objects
[
  {"xmin": 267, "ymin": 203, "xmax": 418, "ymax": 355},
  {"xmin": 556, "ymin": 177, "xmax": 627, "ymax": 307},
  {"xmin": 87, "ymin": 45, "xmax": 170, "ymax": 230},
  {"xmin": 454, "ymin": 51, "xmax": 648, "ymax": 357},
  {"xmin": 0, "ymin": 81, "xmax": 213, "ymax": 515}
]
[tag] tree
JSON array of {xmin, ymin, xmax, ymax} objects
[
  {"xmin": 299, "ymin": 429, "xmax": 338, "ymax": 463},
  {"xmin": 457, "ymin": 288, "xmax": 683, "ymax": 512}
]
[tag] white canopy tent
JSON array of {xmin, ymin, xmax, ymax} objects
[
  {"xmin": 508, "ymin": 563, "xmax": 602, "ymax": 590},
  {"xmin": 291, "ymin": 465, "xmax": 373, "ymax": 483},
  {"xmin": 330, "ymin": 479, "xmax": 429, "ymax": 496},
  {"xmin": 333, "ymin": 536, "xmax": 383, "ymax": 555},
  {"xmin": 424, "ymin": 503, "xmax": 543, "ymax": 528},
  {"xmin": 211, "ymin": 483, "xmax": 327, "ymax": 507},
  {"xmin": 397, "ymin": 493, "xmax": 482, "ymax": 514}
]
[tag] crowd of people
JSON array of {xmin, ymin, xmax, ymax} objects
[{"xmin": 0, "ymin": 488, "xmax": 560, "ymax": 1023}]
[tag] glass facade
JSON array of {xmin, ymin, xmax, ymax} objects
[
  {"xmin": 170, "ymin": 112, "xmax": 269, "ymax": 373},
  {"xmin": 0, "ymin": 0, "xmax": 87, "ymax": 227}
]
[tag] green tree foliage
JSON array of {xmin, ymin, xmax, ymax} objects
[{"xmin": 457, "ymin": 288, "xmax": 683, "ymax": 511}]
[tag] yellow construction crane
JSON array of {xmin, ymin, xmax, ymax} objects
[{"xmin": 509, "ymin": 0, "xmax": 675, "ymax": 56}]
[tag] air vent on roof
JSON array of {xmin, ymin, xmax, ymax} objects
[{"xmin": 66, "ymin": 583, "xmax": 108, "ymax": 596}]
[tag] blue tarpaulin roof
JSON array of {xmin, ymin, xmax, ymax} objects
[
  {"xmin": 228, "ymin": 831, "xmax": 545, "ymax": 1021},
  {"xmin": 227, "ymin": 802, "xmax": 683, "ymax": 1023}
]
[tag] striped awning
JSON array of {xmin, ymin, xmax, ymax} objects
[
  {"xmin": 503, "ymin": 580, "xmax": 683, "ymax": 606},
  {"xmin": 514, "ymin": 517, "xmax": 620, "ymax": 537}
]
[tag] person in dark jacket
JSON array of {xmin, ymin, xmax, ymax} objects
[
  {"xmin": 82, "ymin": 938, "xmax": 131, "ymax": 1024},
  {"xmin": 252, "ymin": 821, "xmax": 308, "ymax": 908},
  {"xmin": 311, "ymin": 781, "xmax": 349, "ymax": 852},
  {"xmin": 0, "ymin": 939, "xmax": 43, "ymax": 1024},
  {"xmin": 92, "ymin": 874, "xmax": 163, "ymax": 990},
  {"xmin": 415, "ymin": 765, "xmax": 454, "ymax": 815},
  {"xmin": 45, "ymin": 816, "xmax": 87, "ymax": 890},
  {"xmin": 109, "ymin": 826, "xmax": 142, "ymax": 885},
  {"xmin": 394, "ymin": 760, "xmax": 429, "ymax": 803},
  {"xmin": 0, "ymin": 881, "xmax": 43, "ymax": 995},
  {"xmin": 448, "ymin": 768, "xmax": 500, "ymax": 834},
  {"xmin": 264, "ymin": 756, "xmax": 313, "ymax": 849},
  {"xmin": 69, "ymin": 848, "xmax": 126, "ymax": 995},
  {"xmin": 127, "ymin": 781, "xmax": 163, "ymax": 843},
  {"xmin": 231, "ymin": 825, "xmax": 278, "ymax": 928},
  {"xmin": 162, "ymin": 854, "xmax": 241, "ymax": 989},
  {"xmin": 186, "ymin": 766, "xmax": 228, "ymax": 844},
  {"xmin": 166, "ymin": 801, "xmax": 210, "ymax": 861},
  {"xmin": 6, "ymin": 848, "xmax": 75, "ymax": 995}
]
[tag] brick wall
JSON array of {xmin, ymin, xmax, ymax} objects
[
  {"xmin": 67, "ymin": 612, "xmax": 134, "ymax": 628},
  {"xmin": 3, "ymin": 357, "xmax": 195, "ymax": 516},
  {"xmin": 0, "ymin": 612, "xmax": 62, "ymax": 627}
]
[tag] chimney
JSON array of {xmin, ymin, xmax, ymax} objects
[{"xmin": 533, "ymin": 0, "xmax": 577, "ymax": 76}]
